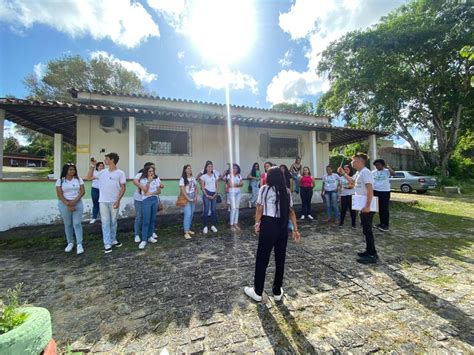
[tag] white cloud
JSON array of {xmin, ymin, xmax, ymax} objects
[
  {"xmin": 268, "ymin": 0, "xmax": 407, "ymax": 104},
  {"xmin": 147, "ymin": 0, "xmax": 186, "ymax": 31},
  {"xmin": 0, "ymin": 0, "xmax": 159, "ymax": 48},
  {"xmin": 90, "ymin": 51, "xmax": 157, "ymax": 83},
  {"xmin": 278, "ymin": 50, "xmax": 293, "ymax": 68},
  {"xmin": 177, "ymin": 51, "xmax": 185, "ymax": 60},
  {"xmin": 266, "ymin": 69, "xmax": 329, "ymax": 104},
  {"xmin": 190, "ymin": 68, "xmax": 258, "ymax": 94},
  {"xmin": 33, "ymin": 62, "xmax": 46, "ymax": 79}
]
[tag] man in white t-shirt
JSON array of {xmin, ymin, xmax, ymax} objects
[
  {"xmin": 372, "ymin": 159, "xmax": 395, "ymax": 232},
  {"xmin": 339, "ymin": 153, "xmax": 378, "ymax": 264},
  {"xmin": 87, "ymin": 153, "xmax": 126, "ymax": 254}
]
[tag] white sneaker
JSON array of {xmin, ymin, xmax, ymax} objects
[
  {"xmin": 184, "ymin": 233, "xmax": 192, "ymax": 240},
  {"xmin": 89, "ymin": 219, "xmax": 96, "ymax": 224},
  {"xmin": 76, "ymin": 244, "xmax": 84, "ymax": 255},
  {"xmin": 148, "ymin": 236, "xmax": 158, "ymax": 243},
  {"xmin": 274, "ymin": 288, "xmax": 284, "ymax": 301},
  {"xmin": 134, "ymin": 235, "xmax": 140, "ymax": 243},
  {"xmin": 152, "ymin": 232, "xmax": 158, "ymax": 239},
  {"xmin": 203, "ymin": 226, "xmax": 208, "ymax": 234},
  {"xmin": 307, "ymin": 215, "xmax": 314, "ymax": 220},
  {"xmin": 244, "ymin": 287, "xmax": 262, "ymax": 302},
  {"xmin": 65, "ymin": 243, "xmax": 74, "ymax": 253},
  {"xmin": 211, "ymin": 225, "xmax": 218, "ymax": 233},
  {"xmin": 300, "ymin": 215, "xmax": 305, "ymax": 220},
  {"xmin": 138, "ymin": 241, "xmax": 147, "ymax": 249}
]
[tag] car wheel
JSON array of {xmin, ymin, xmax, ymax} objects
[
  {"xmin": 416, "ymin": 190, "xmax": 427, "ymax": 194},
  {"xmin": 401, "ymin": 184, "xmax": 412, "ymax": 193}
]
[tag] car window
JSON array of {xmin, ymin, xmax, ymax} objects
[
  {"xmin": 394, "ymin": 172, "xmax": 405, "ymax": 178},
  {"xmin": 408, "ymin": 171, "xmax": 424, "ymax": 176}
]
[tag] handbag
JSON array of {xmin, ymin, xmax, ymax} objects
[
  {"xmin": 216, "ymin": 194, "xmax": 222, "ymax": 204},
  {"xmin": 176, "ymin": 192, "xmax": 188, "ymax": 207}
]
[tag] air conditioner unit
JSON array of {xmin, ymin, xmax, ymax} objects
[
  {"xmin": 99, "ymin": 116, "xmax": 126, "ymax": 133},
  {"xmin": 317, "ymin": 131, "xmax": 331, "ymax": 144}
]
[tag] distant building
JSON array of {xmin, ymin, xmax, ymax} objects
[{"xmin": 3, "ymin": 152, "xmax": 47, "ymax": 167}]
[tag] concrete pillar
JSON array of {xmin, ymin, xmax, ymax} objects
[
  {"xmin": 322, "ymin": 143, "xmax": 330, "ymax": 168},
  {"xmin": 76, "ymin": 114, "xmax": 91, "ymax": 176},
  {"xmin": 0, "ymin": 109, "xmax": 4, "ymax": 179},
  {"xmin": 128, "ymin": 116, "xmax": 136, "ymax": 178},
  {"xmin": 234, "ymin": 124, "xmax": 240, "ymax": 165},
  {"xmin": 310, "ymin": 130, "xmax": 317, "ymax": 177},
  {"xmin": 54, "ymin": 133, "xmax": 63, "ymax": 179},
  {"xmin": 368, "ymin": 134, "xmax": 377, "ymax": 162}
]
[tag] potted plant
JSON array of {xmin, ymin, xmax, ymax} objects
[{"xmin": 0, "ymin": 284, "xmax": 55, "ymax": 355}]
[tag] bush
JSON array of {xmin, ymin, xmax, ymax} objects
[{"xmin": 0, "ymin": 284, "xmax": 28, "ymax": 335}]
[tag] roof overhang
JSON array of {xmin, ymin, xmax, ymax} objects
[{"xmin": 0, "ymin": 98, "xmax": 389, "ymax": 148}]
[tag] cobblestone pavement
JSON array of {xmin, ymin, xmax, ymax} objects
[{"xmin": 0, "ymin": 202, "xmax": 473, "ymax": 354}]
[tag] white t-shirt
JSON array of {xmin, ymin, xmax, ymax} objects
[
  {"xmin": 200, "ymin": 169, "xmax": 220, "ymax": 178},
  {"xmin": 139, "ymin": 177, "xmax": 161, "ymax": 200},
  {"xmin": 200, "ymin": 173, "xmax": 218, "ymax": 193},
  {"xmin": 340, "ymin": 175, "xmax": 355, "ymax": 196},
  {"xmin": 92, "ymin": 170, "xmax": 100, "ymax": 189},
  {"xmin": 257, "ymin": 186, "xmax": 294, "ymax": 218},
  {"xmin": 179, "ymin": 176, "xmax": 197, "ymax": 194},
  {"xmin": 96, "ymin": 168, "xmax": 127, "ymax": 203},
  {"xmin": 322, "ymin": 173, "xmax": 340, "ymax": 191},
  {"xmin": 354, "ymin": 167, "xmax": 374, "ymax": 196},
  {"xmin": 56, "ymin": 177, "xmax": 84, "ymax": 201},
  {"xmin": 226, "ymin": 174, "xmax": 242, "ymax": 193},
  {"xmin": 372, "ymin": 168, "xmax": 391, "ymax": 192},
  {"xmin": 133, "ymin": 173, "xmax": 143, "ymax": 201}
]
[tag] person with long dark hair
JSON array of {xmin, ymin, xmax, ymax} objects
[
  {"xmin": 259, "ymin": 161, "xmax": 272, "ymax": 187},
  {"xmin": 226, "ymin": 163, "xmax": 244, "ymax": 231},
  {"xmin": 321, "ymin": 165, "xmax": 341, "ymax": 224},
  {"xmin": 339, "ymin": 164, "xmax": 356, "ymax": 228},
  {"xmin": 200, "ymin": 161, "xmax": 219, "ymax": 234},
  {"xmin": 290, "ymin": 157, "xmax": 303, "ymax": 194},
  {"xmin": 137, "ymin": 165, "xmax": 161, "ymax": 249},
  {"xmin": 56, "ymin": 163, "xmax": 85, "ymax": 255},
  {"xmin": 89, "ymin": 161, "xmax": 104, "ymax": 224},
  {"xmin": 245, "ymin": 167, "xmax": 300, "ymax": 302},
  {"xmin": 279, "ymin": 164, "xmax": 293, "ymax": 191},
  {"xmin": 247, "ymin": 162, "xmax": 261, "ymax": 208},
  {"xmin": 299, "ymin": 166, "xmax": 315, "ymax": 220},
  {"xmin": 179, "ymin": 164, "xmax": 198, "ymax": 239},
  {"xmin": 132, "ymin": 162, "xmax": 157, "ymax": 243}
]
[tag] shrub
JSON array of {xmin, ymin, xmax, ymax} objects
[{"xmin": 0, "ymin": 284, "xmax": 28, "ymax": 335}]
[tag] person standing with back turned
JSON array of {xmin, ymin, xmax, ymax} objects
[
  {"xmin": 244, "ymin": 167, "xmax": 300, "ymax": 302},
  {"xmin": 339, "ymin": 153, "xmax": 378, "ymax": 264},
  {"xmin": 87, "ymin": 153, "xmax": 126, "ymax": 254}
]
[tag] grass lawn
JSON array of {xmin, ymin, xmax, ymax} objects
[{"xmin": 2, "ymin": 166, "xmax": 51, "ymax": 179}]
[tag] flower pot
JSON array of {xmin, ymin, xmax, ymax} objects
[{"xmin": 0, "ymin": 307, "xmax": 52, "ymax": 355}]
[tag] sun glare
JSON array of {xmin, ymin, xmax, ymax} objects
[{"xmin": 188, "ymin": 0, "xmax": 256, "ymax": 66}]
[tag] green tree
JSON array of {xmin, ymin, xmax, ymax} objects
[
  {"xmin": 271, "ymin": 102, "xmax": 315, "ymax": 114},
  {"xmin": 23, "ymin": 54, "xmax": 146, "ymax": 102},
  {"xmin": 317, "ymin": 0, "xmax": 473, "ymax": 176},
  {"xmin": 3, "ymin": 136, "xmax": 21, "ymax": 153}
]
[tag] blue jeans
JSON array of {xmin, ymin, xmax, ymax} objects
[
  {"xmin": 229, "ymin": 190, "xmax": 241, "ymax": 225},
  {"xmin": 100, "ymin": 202, "xmax": 119, "ymax": 247},
  {"xmin": 324, "ymin": 190, "xmax": 340, "ymax": 219},
  {"xmin": 142, "ymin": 196, "xmax": 158, "ymax": 242},
  {"xmin": 183, "ymin": 192, "xmax": 195, "ymax": 232},
  {"xmin": 202, "ymin": 190, "xmax": 217, "ymax": 226},
  {"xmin": 134, "ymin": 199, "xmax": 143, "ymax": 237},
  {"xmin": 291, "ymin": 173, "xmax": 300, "ymax": 193},
  {"xmin": 91, "ymin": 187, "xmax": 100, "ymax": 219},
  {"xmin": 58, "ymin": 200, "xmax": 84, "ymax": 245},
  {"xmin": 250, "ymin": 180, "xmax": 259, "ymax": 206}
]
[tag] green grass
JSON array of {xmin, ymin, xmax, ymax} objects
[{"xmin": 428, "ymin": 275, "xmax": 456, "ymax": 286}]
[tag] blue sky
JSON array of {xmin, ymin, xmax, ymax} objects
[{"xmin": 1, "ymin": 0, "xmax": 413, "ymax": 144}]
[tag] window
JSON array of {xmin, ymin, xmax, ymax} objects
[
  {"xmin": 408, "ymin": 171, "xmax": 423, "ymax": 176},
  {"xmin": 394, "ymin": 172, "xmax": 405, "ymax": 178},
  {"xmin": 137, "ymin": 124, "xmax": 191, "ymax": 156},
  {"xmin": 259, "ymin": 133, "xmax": 299, "ymax": 158}
]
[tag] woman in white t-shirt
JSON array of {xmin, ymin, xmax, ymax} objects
[
  {"xmin": 226, "ymin": 164, "xmax": 244, "ymax": 231},
  {"xmin": 137, "ymin": 166, "xmax": 162, "ymax": 249},
  {"xmin": 89, "ymin": 161, "xmax": 104, "ymax": 224},
  {"xmin": 55, "ymin": 163, "xmax": 85, "ymax": 255},
  {"xmin": 339, "ymin": 164, "xmax": 356, "ymax": 228},
  {"xmin": 179, "ymin": 164, "xmax": 198, "ymax": 239},
  {"xmin": 321, "ymin": 165, "xmax": 341, "ymax": 223},
  {"xmin": 244, "ymin": 167, "xmax": 300, "ymax": 302},
  {"xmin": 200, "ymin": 161, "xmax": 219, "ymax": 234}
]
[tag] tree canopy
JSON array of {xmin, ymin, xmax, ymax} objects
[
  {"xmin": 317, "ymin": 0, "xmax": 473, "ymax": 176},
  {"xmin": 271, "ymin": 102, "xmax": 316, "ymax": 114}
]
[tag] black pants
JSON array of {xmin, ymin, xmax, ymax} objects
[
  {"xmin": 374, "ymin": 190, "xmax": 390, "ymax": 228},
  {"xmin": 360, "ymin": 212, "xmax": 377, "ymax": 256},
  {"xmin": 254, "ymin": 216, "xmax": 289, "ymax": 296},
  {"xmin": 340, "ymin": 195, "xmax": 356, "ymax": 226},
  {"xmin": 300, "ymin": 187, "xmax": 313, "ymax": 216}
]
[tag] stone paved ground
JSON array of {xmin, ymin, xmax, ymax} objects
[{"xmin": 0, "ymin": 194, "xmax": 473, "ymax": 354}]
